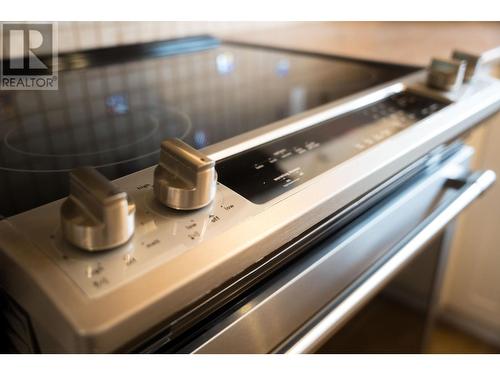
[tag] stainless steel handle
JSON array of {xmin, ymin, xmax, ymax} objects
[
  {"xmin": 285, "ymin": 170, "xmax": 496, "ymax": 354},
  {"xmin": 481, "ymin": 45, "xmax": 500, "ymax": 65}
]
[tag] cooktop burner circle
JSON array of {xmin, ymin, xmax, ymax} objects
[
  {"xmin": 4, "ymin": 114, "xmax": 161, "ymax": 158},
  {"xmin": 0, "ymin": 106, "xmax": 192, "ymax": 173}
]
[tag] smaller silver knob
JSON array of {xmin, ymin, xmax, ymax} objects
[
  {"xmin": 452, "ymin": 50, "xmax": 482, "ymax": 82},
  {"xmin": 427, "ymin": 58, "xmax": 466, "ymax": 91},
  {"xmin": 154, "ymin": 138, "xmax": 217, "ymax": 210},
  {"xmin": 61, "ymin": 167, "xmax": 136, "ymax": 251}
]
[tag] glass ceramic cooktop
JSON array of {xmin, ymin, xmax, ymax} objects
[{"xmin": 0, "ymin": 38, "xmax": 416, "ymax": 217}]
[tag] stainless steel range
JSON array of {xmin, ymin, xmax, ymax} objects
[{"xmin": 0, "ymin": 36, "xmax": 499, "ymax": 353}]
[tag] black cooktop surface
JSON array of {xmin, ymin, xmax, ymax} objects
[{"xmin": 0, "ymin": 36, "xmax": 417, "ymax": 217}]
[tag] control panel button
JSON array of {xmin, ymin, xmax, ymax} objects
[
  {"xmin": 60, "ymin": 167, "xmax": 136, "ymax": 251},
  {"xmin": 154, "ymin": 138, "xmax": 217, "ymax": 210},
  {"xmin": 427, "ymin": 58, "xmax": 466, "ymax": 91}
]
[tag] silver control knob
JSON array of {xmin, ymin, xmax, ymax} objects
[
  {"xmin": 154, "ymin": 138, "xmax": 217, "ymax": 210},
  {"xmin": 427, "ymin": 58, "xmax": 466, "ymax": 91},
  {"xmin": 452, "ymin": 50, "xmax": 482, "ymax": 82},
  {"xmin": 61, "ymin": 167, "xmax": 136, "ymax": 251}
]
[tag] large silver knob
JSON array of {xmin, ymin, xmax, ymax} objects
[
  {"xmin": 61, "ymin": 167, "xmax": 136, "ymax": 251},
  {"xmin": 154, "ymin": 138, "xmax": 217, "ymax": 210},
  {"xmin": 427, "ymin": 58, "xmax": 466, "ymax": 91}
]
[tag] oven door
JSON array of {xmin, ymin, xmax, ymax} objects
[{"xmin": 162, "ymin": 144, "xmax": 495, "ymax": 354}]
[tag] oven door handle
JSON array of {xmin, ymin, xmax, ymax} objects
[{"xmin": 284, "ymin": 169, "xmax": 496, "ymax": 354}]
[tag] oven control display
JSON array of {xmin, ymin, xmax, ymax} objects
[{"xmin": 217, "ymin": 92, "xmax": 447, "ymax": 204}]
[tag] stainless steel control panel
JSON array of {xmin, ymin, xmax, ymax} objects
[
  {"xmin": 0, "ymin": 85, "xmax": 492, "ymax": 299},
  {"xmin": 7, "ymin": 167, "xmax": 261, "ymax": 298}
]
